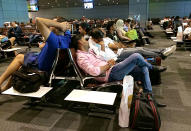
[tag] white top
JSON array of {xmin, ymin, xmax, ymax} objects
[
  {"xmin": 178, "ymin": 26, "xmax": 183, "ymax": 33},
  {"xmin": 182, "ymin": 23, "xmax": 188, "ymax": 27},
  {"xmin": 183, "ymin": 27, "xmax": 191, "ymax": 35},
  {"xmin": 88, "ymin": 37, "xmax": 118, "ymax": 61}
]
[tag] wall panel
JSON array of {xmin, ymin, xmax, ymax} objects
[
  {"xmin": 149, "ymin": 1, "xmax": 191, "ymax": 18},
  {"xmin": 29, "ymin": 5, "xmax": 129, "ymax": 19},
  {"xmin": 0, "ymin": 0, "xmax": 29, "ymax": 27}
]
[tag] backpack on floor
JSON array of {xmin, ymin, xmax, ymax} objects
[{"xmin": 129, "ymin": 92, "xmax": 161, "ymax": 131}]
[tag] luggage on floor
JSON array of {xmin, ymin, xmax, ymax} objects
[
  {"xmin": 150, "ymin": 70, "xmax": 161, "ymax": 85},
  {"xmin": 129, "ymin": 92, "xmax": 161, "ymax": 131}
]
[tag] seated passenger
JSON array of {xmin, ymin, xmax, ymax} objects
[
  {"xmin": 78, "ymin": 22, "xmax": 91, "ymax": 40},
  {"xmin": 106, "ymin": 21, "xmax": 120, "ymax": 42},
  {"xmin": 125, "ymin": 22, "xmax": 139, "ymax": 40},
  {"xmin": 123, "ymin": 19, "xmax": 131, "ymax": 32},
  {"xmin": 90, "ymin": 28, "xmax": 176, "ymax": 62},
  {"xmin": 0, "ymin": 17, "xmax": 71, "ymax": 92},
  {"xmin": 183, "ymin": 21, "xmax": 191, "ymax": 36},
  {"xmin": 8, "ymin": 21, "xmax": 23, "ymax": 39},
  {"xmin": 73, "ymin": 34, "xmax": 163, "ymax": 93},
  {"xmin": 116, "ymin": 19, "xmax": 132, "ymax": 42}
]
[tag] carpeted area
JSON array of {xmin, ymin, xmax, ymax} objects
[{"xmin": 0, "ymin": 25, "xmax": 191, "ymax": 131}]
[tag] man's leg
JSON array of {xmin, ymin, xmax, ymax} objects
[
  {"xmin": 109, "ymin": 53, "xmax": 152, "ymax": 92},
  {"xmin": 142, "ymin": 47, "xmax": 163, "ymax": 54},
  {"xmin": 129, "ymin": 67, "xmax": 152, "ymax": 92},
  {"xmin": 110, "ymin": 53, "xmax": 152, "ymax": 79},
  {"xmin": 9, "ymin": 37, "xmax": 16, "ymax": 47},
  {"xmin": 9, "ymin": 37, "xmax": 17, "ymax": 56},
  {"xmin": 117, "ymin": 48, "xmax": 159, "ymax": 62},
  {"xmin": 1, "ymin": 76, "xmax": 12, "ymax": 92},
  {"xmin": 0, "ymin": 54, "xmax": 24, "ymax": 92}
]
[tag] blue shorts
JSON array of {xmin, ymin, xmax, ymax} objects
[{"xmin": 23, "ymin": 52, "xmax": 39, "ymax": 69}]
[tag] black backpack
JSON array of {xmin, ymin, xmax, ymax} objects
[
  {"xmin": 11, "ymin": 67, "xmax": 48, "ymax": 93},
  {"xmin": 0, "ymin": 41, "xmax": 12, "ymax": 50},
  {"xmin": 129, "ymin": 92, "xmax": 161, "ymax": 131}
]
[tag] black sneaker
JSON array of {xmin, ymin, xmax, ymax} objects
[
  {"xmin": 152, "ymin": 65, "xmax": 167, "ymax": 72},
  {"xmin": 156, "ymin": 102, "xmax": 167, "ymax": 107}
]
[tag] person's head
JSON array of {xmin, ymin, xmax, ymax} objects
[
  {"xmin": 130, "ymin": 21, "xmax": 136, "ymax": 29},
  {"xmin": 50, "ymin": 18, "xmax": 69, "ymax": 35},
  {"xmin": 183, "ymin": 16, "xmax": 187, "ymax": 20},
  {"xmin": 79, "ymin": 22, "xmax": 91, "ymax": 35},
  {"xmin": 106, "ymin": 21, "xmax": 116, "ymax": 31},
  {"xmin": 175, "ymin": 16, "xmax": 180, "ymax": 21},
  {"xmin": 10, "ymin": 21, "xmax": 16, "ymax": 27},
  {"xmin": 90, "ymin": 28, "xmax": 104, "ymax": 43},
  {"xmin": 71, "ymin": 34, "xmax": 89, "ymax": 50},
  {"xmin": 124, "ymin": 19, "xmax": 131, "ymax": 26},
  {"xmin": 188, "ymin": 21, "xmax": 191, "ymax": 27},
  {"xmin": 116, "ymin": 19, "xmax": 124, "ymax": 30}
]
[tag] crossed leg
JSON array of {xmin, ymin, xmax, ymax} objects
[{"xmin": 0, "ymin": 54, "xmax": 24, "ymax": 92}]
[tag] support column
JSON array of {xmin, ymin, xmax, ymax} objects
[{"xmin": 129, "ymin": 0, "xmax": 149, "ymax": 27}]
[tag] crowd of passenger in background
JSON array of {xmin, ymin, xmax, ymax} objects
[{"xmin": 160, "ymin": 15, "xmax": 191, "ymax": 41}]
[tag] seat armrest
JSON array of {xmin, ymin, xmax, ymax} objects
[
  {"xmin": 84, "ymin": 73, "xmax": 106, "ymax": 78},
  {"xmin": 142, "ymin": 36, "xmax": 149, "ymax": 39},
  {"xmin": 122, "ymin": 40, "xmax": 136, "ymax": 44},
  {"xmin": 85, "ymin": 81, "xmax": 122, "ymax": 90}
]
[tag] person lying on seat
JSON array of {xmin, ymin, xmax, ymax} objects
[
  {"xmin": 72, "ymin": 34, "xmax": 167, "ymax": 107},
  {"xmin": 89, "ymin": 28, "xmax": 176, "ymax": 63},
  {"xmin": 73, "ymin": 34, "xmax": 161, "ymax": 92},
  {"xmin": 0, "ymin": 17, "xmax": 71, "ymax": 93}
]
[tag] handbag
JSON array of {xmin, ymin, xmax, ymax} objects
[
  {"xmin": 11, "ymin": 67, "xmax": 48, "ymax": 93},
  {"xmin": 129, "ymin": 92, "xmax": 161, "ymax": 131},
  {"xmin": 118, "ymin": 75, "xmax": 134, "ymax": 127}
]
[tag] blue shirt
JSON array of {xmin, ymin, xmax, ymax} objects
[{"xmin": 38, "ymin": 31, "xmax": 71, "ymax": 72}]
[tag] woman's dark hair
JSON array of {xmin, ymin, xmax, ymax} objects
[
  {"xmin": 106, "ymin": 21, "xmax": 115, "ymax": 31},
  {"xmin": 130, "ymin": 20, "xmax": 136, "ymax": 28},
  {"xmin": 175, "ymin": 16, "xmax": 180, "ymax": 21},
  {"xmin": 70, "ymin": 34, "xmax": 83, "ymax": 50},
  {"xmin": 124, "ymin": 19, "xmax": 131, "ymax": 24},
  {"xmin": 90, "ymin": 28, "xmax": 104, "ymax": 40},
  {"xmin": 79, "ymin": 22, "xmax": 91, "ymax": 34}
]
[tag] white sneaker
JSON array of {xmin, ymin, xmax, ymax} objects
[{"xmin": 162, "ymin": 45, "xmax": 176, "ymax": 57}]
